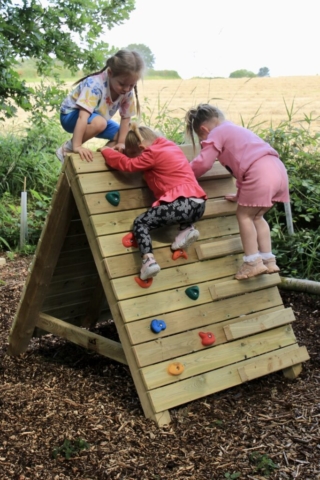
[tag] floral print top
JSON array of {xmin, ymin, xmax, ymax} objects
[{"xmin": 60, "ymin": 70, "xmax": 135, "ymax": 119}]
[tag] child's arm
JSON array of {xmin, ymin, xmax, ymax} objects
[
  {"xmin": 190, "ymin": 144, "xmax": 219, "ymax": 178},
  {"xmin": 72, "ymin": 108, "xmax": 94, "ymax": 162},
  {"xmin": 113, "ymin": 117, "xmax": 130, "ymax": 152}
]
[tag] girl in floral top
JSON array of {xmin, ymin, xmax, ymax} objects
[{"xmin": 56, "ymin": 50, "xmax": 144, "ymax": 163}]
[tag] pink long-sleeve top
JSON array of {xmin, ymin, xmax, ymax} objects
[
  {"xmin": 190, "ymin": 121, "xmax": 279, "ymax": 181},
  {"xmin": 102, "ymin": 137, "xmax": 207, "ymax": 207}
]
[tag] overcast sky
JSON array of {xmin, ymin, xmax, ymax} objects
[{"xmin": 106, "ymin": 0, "xmax": 319, "ymax": 79}]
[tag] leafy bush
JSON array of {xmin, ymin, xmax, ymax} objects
[{"xmin": 0, "ymin": 118, "xmax": 63, "ymax": 197}]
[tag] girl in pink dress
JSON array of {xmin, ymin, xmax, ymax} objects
[
  {"xmin": 185, "ymin": 104, "xmax": 289, "ymax": 280},
  {"xmin": 101, "ymin": 124, "xmax": 207, "ymax": 281}
]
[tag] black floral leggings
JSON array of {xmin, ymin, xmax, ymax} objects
[{"xmin": 133, "ymin": 197, "xmax": 206, "ymax": 255}]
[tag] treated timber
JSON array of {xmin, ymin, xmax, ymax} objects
[{"xmin": 8, "ymin": 145, "xmax": 308, "ymax": 427}]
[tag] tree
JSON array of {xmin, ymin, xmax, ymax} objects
[
  {"xmin": 257, "ymin": 67, "xmax": 270, "ymax": 77},
  {"xmin": 0, "ymin": 0, "xmax": 135, "ymax": 119},
  {"xmin": 124, "ymin": 43, "xmax": 155, "ymax": 69},
  {"xmin": 229, "ymin": 69, "xmax": 256, "ymax": 78}
]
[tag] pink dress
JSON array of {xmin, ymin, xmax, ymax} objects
[{"xmin": 190, "ymin": 121, "xmax": 289, "ymax": 207}]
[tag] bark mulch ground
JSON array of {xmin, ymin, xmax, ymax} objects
[{"xmin": 0, "ymin": 254, "xmax": 319, "ymax": 480}]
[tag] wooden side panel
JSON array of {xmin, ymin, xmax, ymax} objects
[{"xmin": 148, "ymin": 345, "xmax": 309, "ymax": 413}]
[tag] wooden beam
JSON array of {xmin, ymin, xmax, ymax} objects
[
  {"xmin": 37, "ymin": 313, "xmax": 127, "ymax": 364},
  {"xmin": 223, "ymin": 307, "xmax": 295, "ymax": 340},
  {"xmin": 8, "ymin": 173, "xmax": 76, "ymax": 355},
  {"xmin": 238, "ymin": 346, "xmax": 309, "ymax": 382}
]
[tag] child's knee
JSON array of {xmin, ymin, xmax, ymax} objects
[{"xmin": 91, "ymin": 115, "xmax": 107, "ymax": 132}]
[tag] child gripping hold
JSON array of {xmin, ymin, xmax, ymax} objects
[
  {"xmin": 101, "ymin": 124, "xmax": 207, "ymax": 281},
  {"xmin": 185, "ymin": 104, "xmax": 290, "ymax": 280},
  {"xmin": 56, "ymin": 49, "xmax": 144, "ymax": 163}
]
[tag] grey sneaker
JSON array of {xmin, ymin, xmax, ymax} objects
[
  {"xmin": 56, "ymin": 141, "xmax": 72, "ymax": 163},
  {"xmin": 171, "ymin": 226, "xmax": 199, "ymax": 251}
]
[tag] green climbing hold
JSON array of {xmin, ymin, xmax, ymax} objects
[
  {"xmin": 106, "ymin": 191, "xmax": 120, "ymax": 207},
  {"xmin": 185, "ymin": 286, "xmax": 200, "ymax": 300}
]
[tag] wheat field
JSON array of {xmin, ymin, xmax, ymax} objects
[
  {"xmin": 4, "ymin": 76, "xmax": 320, "ymax": 135},
  {"xmin": 137, "ymin": 76, "xmax": 320, "ymax": 131}
]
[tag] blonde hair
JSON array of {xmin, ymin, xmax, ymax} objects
[
  {"xmin": 185, "ymin": 104, "xmax": 225, "ymax": 149},
  {"xmin": 125, "ymin": 123, "xmax": 159, "ymax": 152},
  {"xmin": 74, "ymin": 49, "xmax": 145, "ymax": 117}
]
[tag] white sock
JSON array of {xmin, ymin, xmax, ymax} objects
[
  {"xmin": 259, "ymin": 252, "xmax": 275, "ymax": 260},
  {"xmin": 243, "ymin": 253, "xmax": 261, "ymax": 263},
  {"xmin": 65, "ymin": 139, "xmax": 73, "ymax": 150}
]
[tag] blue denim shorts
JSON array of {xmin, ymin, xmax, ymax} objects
[{"xmin": 60, "ymin": 110, "xmax": 120, "ymax": 140}]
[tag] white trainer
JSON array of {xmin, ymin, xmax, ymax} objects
[{"xmin": 171, "ymin": 226, "xmax": 199, "ymax": 251}]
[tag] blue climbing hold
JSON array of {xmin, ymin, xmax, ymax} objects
[{"xmin": 150, "ymin": 319, "xmax": 167, "ymax": 334}]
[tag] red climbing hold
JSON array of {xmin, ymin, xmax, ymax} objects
[
  {"xmin": 199, "ymin": 331, "xmax": 216, "ymax": 346},
  {"xmin": 172, "ymin": 249, "xmax": 188, "ymax": 261},
  {"xmin": 134, "ymin": 277, "xmax": 153, "ymax": 288},
  {"xmin": 122, "ymin": 232, "xmax": 138, "ymax": 248}
]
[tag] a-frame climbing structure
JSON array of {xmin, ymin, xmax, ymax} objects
[{"xmin": 8, "ymin": 146, "xmax": 309, "ymax": 426}]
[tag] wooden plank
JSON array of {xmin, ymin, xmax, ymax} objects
[
  {"xmin": 84, "ymin": 177, "xmax": 235, "ymax": 216},
  {"xmin": 36, "ymin": 313, "xmax": 127, "ymax": 364},
  {"xmin": 134, "ymin": 306, "xmax": 283, "ymax": 367},
  {"xmin": 52, "ymin": 261, "xmax": 97, "ymax": 281},
  {"xmin": 224, "ymin": 307, "xmax": 295, "ymax": 340},
  {"xmin": 119, "ymin": 276, "xmax": 233, "ymax": 323},
  {"xmin": 141, "ymin": 325, "xmax": 297, "ymax": 390},
  {"xmin": 210, "ymin": 274, "xmax": 281, "ymax": 301},
  {"xmin": 91, "ymin": 199, "xmax": 238, "ymax": 237},
  {"xmin": 105, "ymin": 244, "xmax": 200, "ymax": 279},
  {"xmin": 42, "ymin": 287, "xmax": 95, "ymax": 309},
  {"xmin": 85, "ymin": 188, "xmax": 154, "ymax": 215},
  {"xmin": 203, "ymin": 199, "xmax": 237, "ymax": 218},
  {"xmin": 78, "ymin": 170, "xmax": 145, "ymax": 195},
  {"xmin": 147, "ymin": 344, "xmax": 304, "ymax": 413},
  {"xmin": 238, "ymin": 346, "xmax": 309, "ymax": 382},
  {"xmin": 199, "ymin": 177, "xmax": 236, "ymax": 198},
  {"xmin": 111, "ymin": 254, "xmax": 243, "ymax": 301},
  {"xmin": 126, "ymin": 287, "xmax": 284, "ymax": 344},
  {"xmin": 8, "ymin": 173, "xmax": 77, "ymax": 355},
  {"xmin": 98, "ymin": 216, "xmax": 240, "ymax": 258},
  {"xmin": 196, "ymin": 235, "xmax": 243, "ymax": 260},
  {"xmin": 46, "ymin": 274, "xmax": 99, "ymax": 296}
]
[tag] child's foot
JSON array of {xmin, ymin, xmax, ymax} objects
[
  {"xmin": 56, "ymin": 140, "xmax": 72, "ymax": 163},
  {"xmin": 171, "ymin": 226, "xmax": 199, "ymax": 251},
  {"xmin": 263, "ymin": 258, "xmax": 280, "ymax": 273},
  {"xmin": 140, "ymin": 254, "xmax": 161, "ymax": 280},
  {"xmin": 235, "ymin": 257, "xmax": 268, "ymax": 280}
]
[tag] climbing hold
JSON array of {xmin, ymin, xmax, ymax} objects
[
  {"xmin": 122, "ymin": 232, "xmax": 138, "ymax": 248},
  {"xmin": 168, "ymin": 362, "xmax": 184, "ymax": 376},
  {"xmin": 150, "ymin": 319, "xmax": 167, "ymax": 333},
  {"xmin": 199, "ymin": 331, "xmax": 216, "ymax": 346},
  {"xmin": 106, "ymin": 191, "xmax": 120, "ymax": 207},
  {"xmin": 134, "ymin": 277, "xmax": 153, "ymax": 288},
  {"xmin": 185, "ymin": 286, "xmax": 200, "ymax": 300},
  {"xmin": 172, "ymin": 249, "xmax": 188, "ymax": 261}
]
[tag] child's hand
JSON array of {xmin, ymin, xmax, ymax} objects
[
  {"xmin": 225, "ymin": 193, "xmax": 238, "ymax": 202},
  {"xmin": 113, "ymin": 142, "xmax": 125, "ymax": 153},
  {"xmin": 73, "ymin": 146, "xmax": 94, "ymax": 162}
]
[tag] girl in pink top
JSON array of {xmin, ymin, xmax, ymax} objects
[
  {"xmin": 101, "ymin": 124, "xmax": 207, "ymax": 281},
  {"xmin": 186, "ymin": 104, "xmax": 289, "ymax": 280}
]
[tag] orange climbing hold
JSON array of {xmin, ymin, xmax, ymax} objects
[{"xmin": 168, "ymin": 362, "xmax": 185, "ymax": 376}]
